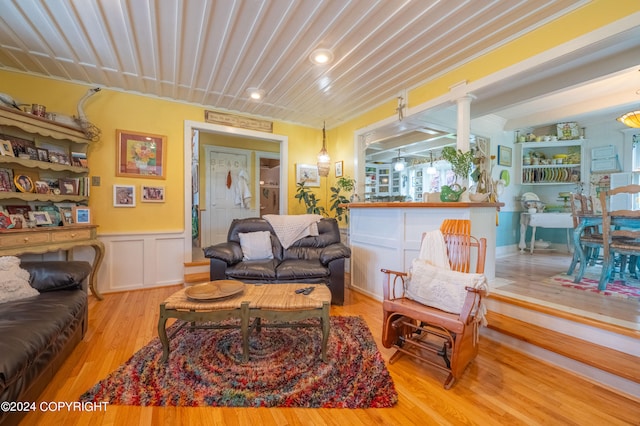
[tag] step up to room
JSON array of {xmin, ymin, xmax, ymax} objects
[{"xmin": 484, "ymin": 294, "xmax": 640, "ymax": 399}]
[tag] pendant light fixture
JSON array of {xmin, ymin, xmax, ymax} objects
[
  {"xmin": 617, "ymin": 110, "xmax": 640, "ymax": 128},
  {"xmin": 617, "ymin": 70, "xmax": 640, "ymax": 128},
  {"xmin": 393, "ymin": 149, "xmax": 405, "ymax": 171},
  {"xmin": 426, "ymin": 151, "xmax": 437, "ymax": 175},
  {"xmin": 317, "ymin": 121, "xmax": 330, "ymax": 177}
]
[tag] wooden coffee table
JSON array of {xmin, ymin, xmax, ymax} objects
[{"xmin": 158, "ymin": 282, "xmax": 331, "ymax": 362}]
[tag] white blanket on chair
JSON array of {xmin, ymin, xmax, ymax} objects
[
  {"xmin": 418, "ymin": 229, "xmax": 450, "ymax": 269},
  {"xmin": 407, "ymin": 259, "xmax": 488, "ymax": 325},
  {"xmin": 263, "ymin": 214, "xmax": 322, "ymax": 249}
]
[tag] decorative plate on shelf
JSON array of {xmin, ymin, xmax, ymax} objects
[{"xmin": 185, "ymin": 280, "xmax": 245, "ymax": 301}]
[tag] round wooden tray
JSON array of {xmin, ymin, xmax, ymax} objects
[{"xmin": 185, "ymin": 280, "xmax": 245, "ymax": 301}]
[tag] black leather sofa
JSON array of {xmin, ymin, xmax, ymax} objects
[
  {"xmin": 203, "ymin": 217, "xmax": 350, "ymax": 305},
  {"xmin": 0, "ymin": 261, "xmax": 91, "ymax": 426}
]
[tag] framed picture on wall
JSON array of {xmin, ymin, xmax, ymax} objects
[
  {"xmin": 335, "ymin": 161, "xmax": 343, "ymax": 177},
  {"xmin": 116, "ymin": 129, "xmax": 166, "ymax": 179},
  {"xmin": 497, "ymin": 145, "xmax": 512, "ymax": 167},
  {"xmin": 113, "ymin": 184, "xmax": 136, "ymax": 207},
  {"xmin": 296, "ymin": 164, "xmax": 320, "ymax": 187},
  {"xmin": 141, "ymin": 185, "xmax": 165, "ymax": 202}
]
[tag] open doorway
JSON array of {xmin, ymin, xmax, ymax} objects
[
  {"xmin": 257, "ymin": 152, "xmax": 280, "ymax": 217},
  {"xmin": 183, "ymin": 121, "xmax": 288, "ymax": 264}
]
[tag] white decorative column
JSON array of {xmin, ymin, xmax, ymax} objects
[{"xmin": 455, "ymin": 95, "xmax": 473, "ymax": 152}]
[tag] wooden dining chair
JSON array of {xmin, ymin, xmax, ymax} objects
[
  {"xmin": 599, "ymin": 184, "xmax": 640, "ymax": 290},
  {"xmin": 567, "ymin": 193, "xmax": 603, "ymax": 277},
  {"xmin": 381, "ymin": 219, "xmax": 487, "ymax": 389}
]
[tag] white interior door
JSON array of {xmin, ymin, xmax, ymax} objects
[{"xmin": 201, "ymin": 146, "xmax": 258, "ymax": 247}]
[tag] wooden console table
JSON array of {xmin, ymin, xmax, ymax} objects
[{"xmin": 0, "ymin": 225, "xmax": 105, "ymax": 299}]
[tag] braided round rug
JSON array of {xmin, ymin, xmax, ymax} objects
[{"xmin": 80, "ymin": 316, "xmax": 397, "ymax": 408}]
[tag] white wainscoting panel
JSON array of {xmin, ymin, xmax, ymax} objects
[{"xmin": 96, "ymin": 231, "xmax": 185, "ymax": 294}]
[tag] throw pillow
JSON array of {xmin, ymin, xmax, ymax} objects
[
  {"xmin": 238, "ymin": 231, "xmax": 274, "ymax": 260},
  {"xmin": 0, "ymin": 256, "xmax": 38, "ymax": 304},
  {"xmin": 406, "ymin": 258, "xmax": 486, "ymax": 314}
]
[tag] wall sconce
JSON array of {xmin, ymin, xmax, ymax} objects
[{"xmin": 317, "ymin": 121, "xmax": 330, "ymax": 177}]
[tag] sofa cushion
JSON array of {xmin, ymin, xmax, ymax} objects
[
  {"xmin": 22, "ymin": 261, "xmax": 92, "ymax": 292},
  {"xmin": 238, "ymin": 231, "xmax": 274, "ymax": 260},
  {"xmin": 226, "ymin": 259, "xmax": 279, "ymax": 280},
  {"xmin": 276, "ymin": 259, "xmax": 329, "ymax": 280},
  {"xmin": 0, "ymin": 290, "xmax": 86, "ymax": 396}
]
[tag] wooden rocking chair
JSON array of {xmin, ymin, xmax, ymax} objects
[{"xmin": 381, "ymin": 219, "xmax": 487, "ymax": 389}]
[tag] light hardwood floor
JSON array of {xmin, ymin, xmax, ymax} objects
[{"xmin": 21, "ymin": 261, "xmax": 640, "ymax": 426}]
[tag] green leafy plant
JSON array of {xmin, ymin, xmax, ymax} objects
[
  {"xmin": 441, "ymin": 146, "xmax": 474, "ymax": 183},
  {"xmin": 329, "ymin": 176, "xmax": 356, "ymax": 225},
  {"xmin": 295, "ymin": 182, "xmax": 326, "ymax": 215}
]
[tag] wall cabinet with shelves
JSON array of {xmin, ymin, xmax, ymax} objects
[
  {"xmin": 0, "ymin": 105, "xmax": 103, "ymax": 299},
  {"xmin": 364, "ymin": 163, "xmax": 393, "ymax": 200},
  {"xmin": 516, "ymin": 140, "xmax": 585, "ymax": 186}
]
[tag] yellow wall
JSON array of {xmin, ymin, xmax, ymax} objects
[
  {"xmin": 0, "ymin": 0, "xmax": 637, "ymax": 232},
  {"xmin": 0, "ymin": 71, "xmax": 319, "ymax": 232}
]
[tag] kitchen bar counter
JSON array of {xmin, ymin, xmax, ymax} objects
[{"xmin": 347, "ymin": 201, "xmax": 503, "ymax": 301}]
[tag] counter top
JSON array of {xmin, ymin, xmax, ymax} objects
[{"xmin": 347, "ymin": 201, "xmax": 504, "ymax": 208}]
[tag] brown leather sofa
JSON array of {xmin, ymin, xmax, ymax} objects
[
  {"xmin": 203, "ymin": 217, "xmax": 350, "ymax": 305},
  {"xmin": 0, "ymin": 261, "xmax": 91, "ymax": 426}
]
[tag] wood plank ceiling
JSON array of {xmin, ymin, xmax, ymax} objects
[{"xmin": 0, "ymin": 0, "xmax": 590, "ymax": 129}]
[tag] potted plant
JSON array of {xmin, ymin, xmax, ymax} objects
[
  {"xmin": 295, "ymin": 182, "xmax": 326, "ymax": 215},
  {"xmin": 329, "ymin": 176, "xmax": 356, "ymax": 225},
  {"xmin": 440, "ymin": 146, "xmax": 474, "ymax": 201}
]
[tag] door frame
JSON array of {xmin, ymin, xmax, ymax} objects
[{"xmin": 183, "ymin": 120, "xmax": 288, "ymax": 263}]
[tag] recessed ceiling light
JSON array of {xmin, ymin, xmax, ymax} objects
[
  {"xmin": 309, "ymin": 48, "xmax": 334, "ymax": 65},
  {"xmin": 247, "ymin": 88, "xmax": 264, "ymax": 100}
]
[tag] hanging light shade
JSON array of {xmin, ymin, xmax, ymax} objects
[
  {"xmin": 317, "ymin": 121, "xmax": 330, "ymax": 177},
  {"xmin": 393, "ymin": 149, "xmax": 405, "ymax": 171},
  {"xmin": 426, "ymin": 151, "xmax": 437, "ymax": 175},
  {"xmin": 617, "ymin": 110, "xmax": 640, "ymax": 128}
]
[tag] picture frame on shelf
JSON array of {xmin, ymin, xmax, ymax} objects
[
  {"xmin": 28, "ymin": 211, "xmax": 52, "ymax": 226},
  {"xmin": 9, "ymin": 214, "xmax": 25, "ymax": 229},
  {"xmin": 73, "ymin": 206, "xmax": 91, "ymax": 224},
  {"xmin": 34, "ymin": 180, "xmax": 50, "ymax": 194},
  {"xmin": 6, "ymin": 205, "xmax": 31, "ymax": 220},
  {"xmin": 0, "ymin": 212, "xmax": 13, "ymax": 229},
  {"xmin": 58, "ymin": 178, "xmax": 79, "ymax": 195},
  {"xmin": 36, "ymin": 205, "xmax": 60, "ymax": 226},
  {"xmin": 141, "ymin": 185, "xmax": 165, "ymax": 202},
  {"xmin": 37, "ymin": 148, "xmax": 49, "ymax": 162},
  {"xmin": 335, "ymin": 161, "xmax": 343, "ymax": 178},
  {"xmin": 497, "ymin": 145, "xmax": 512, "ymax": 167},
  {"xmin": 116, "ymin": 129, "xmax": 166, "ymax": 179},
  {"xmin": 59, "ymin": 207, "xmax": 74, "ymax": 226},
  {"xmin": 0, "ymin": 168, "xmax": 15, "ymax": 192},
  {"xmin": 295, "ymin": 164, "xmax": 320, "ymax": 187},
  {"xmin": 14, "ymin": 174, "xmax": 34, "ymax": 193},
  {"xmin": 25, "ymin": 146, "xmax": 38, "ymax": 161},
  {"xmin": 113, "ymin": 184, "xmax": 135, "ymax": 207},
  {"xmin": 0, "ymin": 140, "xmax": 15, "ymax": 157}
]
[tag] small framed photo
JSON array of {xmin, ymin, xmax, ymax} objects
[
  {"xmin": 25, "ymin": 146, "xmax": 38, "ymax": 161},
  {"xmin": 28, "ymin": 211, "xmax": 52, "ymax": 226},
  {"xmin": 0, "ymin": 139, "xmax": 15, "ymax": 157},
  {"xmin": 335, "ymin": 161, "xmax": 343, "ymax": 178},
  {"xmin": 14, "ymin": 174, "xmax": 34, "ymax": 193},
  {"xmin": 6, "ymin": 205, "xmax": 31, "ymax": 220},
  {"xmin": 296, "ymin": 164, "xmax": 320, "ymax": 187},
  {"xmin": 497, "ymin": 145, "xmax": 512, "ymax": 167},
  {"xmin": 0, "ymin": 212, "xmax": 13, "ymax": 229},
  {"xmin": 0, "ymin": 168, "xmax": 15, "ymax": 192},
  {"xmin": 59, "ymin": 207, "xmax": 75, "ymax": 226},
  {"xmin": 37, "ymin": 148, "xmax": 49, "ymax": 162},
  {"xmin": 142, "ymin": 185, "xmax": 165, "ymax": 202},
  {"xmin": 34, "ymin": 180, "xmax": 50, "ymax": 194},
  {"xmin": 116, "ymin": 129, "xmax": 167, "ymax": 179},
  {"xmin": 58, "ymin": 178, "xmax": 79, "ymax": 195},
  {"xmin": 9, "ymin": 214, "xmax": 25, "ymax": 229},
  {"xmin": 114, "ymin": 184, "xmax": 136, "ymax": 207},
  {"xmin": 73, "ymin": 206, "xmax": 91, "ymax": 224}
]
